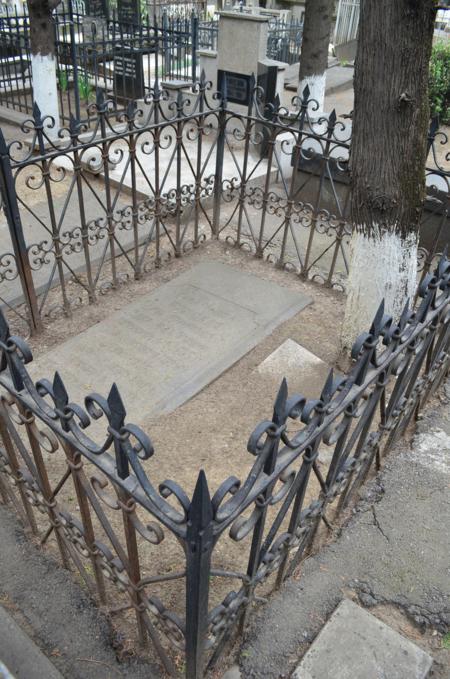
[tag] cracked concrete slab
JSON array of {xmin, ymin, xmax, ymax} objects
[{"xmin": 239, "ymin": 382, "xmax": 450, "ymax": 679}]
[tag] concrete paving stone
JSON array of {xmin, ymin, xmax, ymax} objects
[
  {"xmin": 0, "ymin": 605, "xmax": 64, "ymax": 679},
  {"xmin": 293, "ymin": 599, "xmax": 433, "ymax": 679},
  {"xmin": 31, "ymin": 261, "xmax": 311, "ymax": 423}
]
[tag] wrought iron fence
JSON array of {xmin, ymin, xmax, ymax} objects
[
  {"xmin": 0, "ymin": 244, "xmax": 448, "ymax": 678},
  {"xmin": 266, "ymin": 17, "xmax": 303, "ymax": 65},
  {"xmin": 0, "ymin": 82, "xmax": 447, "ymax": 337},
  {"xmin": 0, "ymin": 8, "xmax": 200, "ymax": 124}
]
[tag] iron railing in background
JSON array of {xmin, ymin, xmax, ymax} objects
[
  {"xmin": 333, "ymin": 0, "xmax": 360, "ymax": 46},
  {"xmin": 0, "ymin": 247, "xmax": 448, "ymax": 678},
  {"xmin": 0, "ymin": 8, "xmax": 200, "ymax": 124},
  {"xmin": 0, "ymin": 9, "xmax": 306, "ymax": 128},
  {"xmin": 266, "ymin": 17, "xmax": 303, "ymax": 65}
]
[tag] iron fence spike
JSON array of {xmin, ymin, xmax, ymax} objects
[
  {"xmin": 107, "ymin": 382, "xmax": 127, "ymax": 424},
  {"xmin": 273, "ymin": 377, "xmax": 288, "ymax": 424},
  {"xmin": 53, "ymin": 371, "xmax": 69, "ymax": 406}
]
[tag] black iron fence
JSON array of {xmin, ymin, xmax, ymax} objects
[
  {"xmin": 0, "ymin": 8, "xmax": 201, "ymax": 124},
  {"xmin": 0, "ymin": 245, "xmax": 448, "ymax": 678},
  {"xmin": 0, "ymin": 9, "xmax": 305, "ymax": 126},
  {"xmin": 266, "ymin": 16, "xmax": 303, "ymax": 65},
  {"xmin": 0, "ymin": 82, "xmax": 447, "ymax": 337}
]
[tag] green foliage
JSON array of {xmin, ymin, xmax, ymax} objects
[
  {"xmin": 443, "ymin": 632, "xmax": 450, "ymax": 650},
  {"xmin": 429, "ymin": 41, "xmax": 450, "ymax": 125},
  {"xmin": 78, "ymin": 73, "xmax": 93, "ymax": 102},
  {"xmin": 57, "ymin": 69, "xmax": 68, "ymax": 93}
]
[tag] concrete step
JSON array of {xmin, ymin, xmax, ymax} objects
[
  {"xmin": 0, "ymin": 606, "xmax": 64, "ymax": 679},
  {"xmin": 292, "ymin": 599, "xmax": 433, "ymax": 679},
  {"xmin": 0, "ymin": 105, "xmax": 30, "ymax": 128}
]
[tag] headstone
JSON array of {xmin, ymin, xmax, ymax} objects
[
  {"xmin": 114, "ymin": 48, "xmax": 145, "ymax": 99},
  {"xmin": 217, "ymin": 11, "xmax": 269, "ymax": 114},
  {"xmin": 84, "ymin": 0, "xmax": 107, "ymax": 18},
  {"xmin": 31, "ymin": 262, "xmax": 311, "ymax": 422},
  {"xmin": 293, "ymin": 600, "xmax": 433, "ymax": 679},
  {"xmin": 117, "ymin": 0, "xmax": 140, "ymax": 24}
]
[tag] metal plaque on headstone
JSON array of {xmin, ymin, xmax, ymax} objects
[
  {"xmin": 217, "ymin": 70, "xmax": 252, "ymax": 106},
  {"xmin": 117, "ymin": 0, "xmax": 140, "ymax": 24},
  {"xmin": 114, "ymin": 48, "xmax": 145, "ymax": 99}
]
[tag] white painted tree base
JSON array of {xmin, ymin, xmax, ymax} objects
[
  {"xmin": 342, "ymin": 229, "xmax": 418, "ymax": 349},
  {"xmin": 298, "ymin": 73, "xmax": 326, "ymax": 112},
  {"xmin": 31, "ymin": 54, "xmax": 60, "ymax": 136}
]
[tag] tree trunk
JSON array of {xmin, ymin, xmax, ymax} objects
[
  {"xmin": 28, "ymin": 0, "xmax": 61, "ymax": 132},
  {"xmin": 341, "ymin": 0, "xmax": 437, "ymax": 350},
  {"xmin": 298, "ymin": 0, "xmax": 334, "ymax": 110}
]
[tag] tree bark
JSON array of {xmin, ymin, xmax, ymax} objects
[
  {"xmin": 298, "ymin": 0, "xmax": 334, "ymax": 110},
  {"xmin": 28, "ymin": 0, "xmax": 61, "ymax": 131},
  {"xmin": 341, "ymin": 0, "xmax": 437, "ymax": 349}
]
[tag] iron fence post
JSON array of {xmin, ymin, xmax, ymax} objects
[
  {"xmin": 0, "ymin": 130, "xmax": 41, "ymax": 332},
  {"xmin": 212, "ymin": 79, "xmax": 227, "ymax": 238},
  {"xmin": 68, "ymin": 0, "xmax": 81, "ymax": 124},
  {"xmin": 191, "ymin": 13, "xmax": 198, "ymax": 83},
  {"xmin": 185, "ymin": 470, "xmax": 213, "ymax": 679}
]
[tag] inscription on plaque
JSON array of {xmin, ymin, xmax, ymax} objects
[
  {"xmin": 114, "ymin": 49, "xmax": 145, "ymax": 99},
  {"xmin": 218, "ymin": 70, "xmax": 252, "ymax": 106}
]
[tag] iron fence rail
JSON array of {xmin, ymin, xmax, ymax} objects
[
  {"xmin": 0, "ymin": 242, "xmax": 448, "ymax": 678},
  {"xmin": 0, "ymin": 82, "xmax": 447, "ymax": 336}
]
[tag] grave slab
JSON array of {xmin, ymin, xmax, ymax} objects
[
  {"xmin": 293, "ymin": 599, "xmax": 433, "ymax": 679},
  {"xmin": 32, "ymin": 262, "xmax": 311, "ymax": 422}
]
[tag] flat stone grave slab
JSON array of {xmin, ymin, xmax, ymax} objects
[
  {"xmin": 293, "ymin": 599, "xmax": 433, "ymax": 679},
  {"xmin": 31, "ymin": 262, "xmax": 311, "ymax": 422}
]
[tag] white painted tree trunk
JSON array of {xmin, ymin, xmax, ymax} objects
[
  {"xmin": 341, "ymin": 228, "xmax": 418, "ymax": 350},
  {"xmin": 31, "ymin": 53, "xmax": 60, "ymax": 135},
  {"xmin": 298, "ymin": 72, "xmax": 326, "ymax": 111}
]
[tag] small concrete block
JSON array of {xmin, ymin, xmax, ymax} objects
[
  {"xmin": 257, "ymin": 339, "xmax": 330, "ymax": 400},
  {"xmin": 293, "ymin": 599, "xmax": 433, "ymax": 679},
  {"xmin": 257, "ymin": 339, "xmax": 324, "ymax": 376},
  {"xmin": 0, "ymin": 606, "xmax": 64, "ymax": 679},
  {"xmin": 221, "ymin": 666, "xmax": 242, "ymax": 679}
]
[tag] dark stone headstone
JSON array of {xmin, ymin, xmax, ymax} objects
[
  {"xmin": 117, "ymin": 0, "xmax": 140, "ymax": 25},
  {"xmin": 114, "ymin": 48, "xmax": 145, "ymax": 99},
  {"xmin": 85, "ymin": 0, "xmax": 107, "ymax": 18},
  {"xmin": 256, "ymin": 63, "xmax": 278, "ymax": 109}
]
